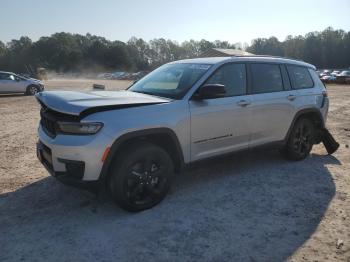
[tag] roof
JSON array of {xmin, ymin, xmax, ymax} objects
[
  {"xmin": 200, "ymin": 48, "xmax": 254, "ymax": 57},
  {"xmin": 172, "ymin": 56, "xmax": 315, "ymax": 69}
]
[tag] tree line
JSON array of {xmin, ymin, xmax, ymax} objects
[
  {"xmin": 247, "ymin": 27, "xmax": 350, "ymax": 69},
  {"xmin": 0, "ymin": 34, "xmax": 236, "ymax": 74},
  {"xmin": 0, "ymin": 27, "xmax": 349, "ymax": 74}
]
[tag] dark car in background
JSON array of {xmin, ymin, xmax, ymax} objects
[
  {"xmin": 319, "ymin": 70, "xmax": 331, "ymax": 77},
  {"xmin": 331, "ymin": 70, "xmax": 340, "ymax": 76},
  {"xmin": 116, "ymin": 72, "xmax": 132, "ymax": 80},
  {"xmin": 129, "ymin": 71, "xmax": 150, "ymax": 81},
  {"xmin": 336, "ymin": 70, "xmax": 350, "ymax": 84},
  {"xmin": 320, "ymin": 74, "xmax": 337, "ymax": 83}
]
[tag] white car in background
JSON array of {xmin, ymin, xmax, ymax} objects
[{"xmin": 0, "ymin": 71, "xmax": 44, "ymax": 95}]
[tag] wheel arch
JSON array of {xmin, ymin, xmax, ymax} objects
[
  {"xmin": 284, "ymin": 108, "xmax": 325, "ymax": 144},
  {"xmin": 99, "ymin": 128, "xmax": 185, "ymax": 187},
  {"xmin": 26, "ymin": 84, "xmax": 40, "ymax": 94}
]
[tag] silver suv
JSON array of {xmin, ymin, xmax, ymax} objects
[
  {"xmin": 0, "ymin": 71, "xmax": 44, "ymax": 95},
  {"xmin": 36, "ymin": 56, "xmax": 329, "ymax": 211}
]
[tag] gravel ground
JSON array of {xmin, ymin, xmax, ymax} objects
[{"xmin": 0, "ymin": 80, "xmax": 349, "ymax": 262}]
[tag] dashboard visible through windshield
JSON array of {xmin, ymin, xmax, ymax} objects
[{"xmin": 129, "ymin": 63, "xmax": 211, "ymax": 99}]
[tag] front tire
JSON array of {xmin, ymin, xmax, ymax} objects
[
  {"xmin": 26, "ymin": 85, "xmax": 39, "ymax": 96},
  {"xmin": 109, "ymin": 142, "xmax": 174, "ymax": 212},
  {"xmin": 283, "ymin": 118, "xmax": 315, "ymax": 161}
]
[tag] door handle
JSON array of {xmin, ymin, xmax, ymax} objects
[
  {"xmin": 237, "ymin": 100, "xmax": 251, "ymax": 107},
  {"xmin": 287, "ymin": 95, "xmax": 297, "ymax": 101}
]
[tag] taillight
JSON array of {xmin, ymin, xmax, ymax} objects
[{"xmin": 322, "ymin": 90, "xmax": 328, "ymax": 97}]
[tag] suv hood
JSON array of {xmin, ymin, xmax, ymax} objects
[{"xmin": 36, "ymin": 90, "xmax": 171, "ymax": 116}]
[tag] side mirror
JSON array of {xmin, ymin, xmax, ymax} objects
[{"xmin": 194, "ymin": 84, "xmax": 226, "ymax": 100}]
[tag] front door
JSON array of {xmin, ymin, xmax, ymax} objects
[{"xmin": 189, "ymin": 63, "xmax": 253, "ymax": 161}]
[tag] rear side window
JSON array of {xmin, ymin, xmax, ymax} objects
[
  {"xmin": 287, "ymin": 65, "xmax": 314, "ymax": 89},
  {"xmin": 205, "ymin": 63, "xmax": 246, "ymax": 97},
  {"xmin": 251, "ymin": 64, "xmax": 283, "ymax": 94},
  {"xmin": 309, "ymin": 69, "xmax": 325, "ymax": 88}
]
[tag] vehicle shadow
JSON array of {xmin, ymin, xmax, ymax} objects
[{"xmin": 0, "ymin": 150, "xmax": 339, "ymax": 262}]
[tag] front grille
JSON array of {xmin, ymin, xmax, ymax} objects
[
  {"xmin": 39, "ymin": 106, "xmax": 79, "ymax": 138},
  {"xmin": 41, "ymin": 112, "xmax": 56, "ymax": 138}
]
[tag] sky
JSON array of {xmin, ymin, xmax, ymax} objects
[{"xmin": 0, "ymin": 0, "xmax": 349, "ymax": 45}]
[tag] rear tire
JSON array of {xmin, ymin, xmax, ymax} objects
[
  {"xmin": 283, "ymin": 118, "xmax": 315, "ymax": 161},
  {"xmin": 108, "ymin": 142, "xmax": 174, "ymax": 212}
]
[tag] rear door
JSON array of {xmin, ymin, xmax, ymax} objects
[
  {"xmin": 189, "ymin": 63, "xmax": 253, "ymax": 161},
  {"xmin": 287, "ymin": 65, "xmax": 318, "ymax": 113},
  {"xmin": 248, "ymin": 63, "xmax": 298, "ymax": 146}
]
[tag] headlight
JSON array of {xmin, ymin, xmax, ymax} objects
[{"xmin": 57, "ymin": 122, "xmax": 103, "ymax": 135}]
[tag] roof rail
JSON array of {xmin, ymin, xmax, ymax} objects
[{"xmin": 231, "ymin": 54, "xmax": 305, "ymax": 63}]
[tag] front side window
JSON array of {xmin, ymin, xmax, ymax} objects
[
  {"xmin": 0, "ymin": 73, "xmax": 13, "ymax": 80},
  {"xmin": 129, "ymin": 63, "xmax": 211, "ymax": 99},
  {"xmin": 204, "ymin": 63, "xmax": 246, "ymax": 97},
  {"xmin": 287, "ymin": 65, "xmax": 313, "ymax": 89},
  {"xmin": 0, "ymin": 73, "xmax": 7, "ymax": 80},
  {"xmin": 251, "ymin": 64, "xmax": 283, "ymax": 94},
  {"xmin": 3, "ymin": 74, "xmax": 15, "ymax": 81}
]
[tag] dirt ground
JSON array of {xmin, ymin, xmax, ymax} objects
[{"xmin": 0, "ymin": 79, "xmax": 349, "ymax": 262}]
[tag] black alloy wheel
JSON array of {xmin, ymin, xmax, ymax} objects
[
  {"xmin": 109, "ymin": 142, "xmax": 174, "ymax": 212},
  {"xmin": 284, "ymin": 118, "xmax": 315, "ymax": 161}
]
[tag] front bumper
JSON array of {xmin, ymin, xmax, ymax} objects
[
  {"xmin": 37, "ymin": 125, "xmax": 112, "ymax": 183},
  {"xmin": 36, "ymin": 140, "xmax": 97, "ymax": 188}
]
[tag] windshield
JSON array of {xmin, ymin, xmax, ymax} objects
[{"xmin": 129, "ymin": 63, "xmax": 211, "ymax": 99}]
